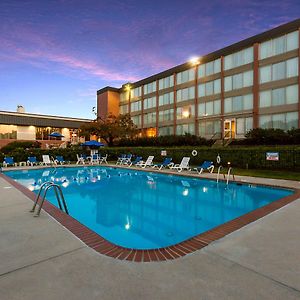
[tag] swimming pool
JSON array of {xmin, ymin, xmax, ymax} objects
[{"xmin": 4, "ymin": 166, "xmax": 293, "ymax": 251}]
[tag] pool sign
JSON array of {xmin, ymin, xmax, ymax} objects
[{"xmin": 266, "ymin": 152, "xmax": 279, "ymax": 161}]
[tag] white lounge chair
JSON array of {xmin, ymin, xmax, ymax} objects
[
  {"xmin": 137, "ymin": 156, "xmax": 154, "ymax": 168},
  {"xmin": 99, "ymin": 154, "xmax": 108, "ymax": 164},
  {"xmin": 76, "ymin": 154, "xmax": 85, "ymax": 164},
  {"xmin": 42, "ymin": 155, "xmax": 53, "ymax": 166},
  {"xmin": 170, "ymin": 157, "xmax": 191, "ymax": 172}
]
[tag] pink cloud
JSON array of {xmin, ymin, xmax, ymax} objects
[{"xmin": 0, "ymin": 26, "xmax": 139, "ymax": 83}]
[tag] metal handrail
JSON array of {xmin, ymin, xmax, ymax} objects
[
  {"xmin": 30, "ymin": 182, "xmax": 68, "ymax": 217},
  {"xmin": 226, "ymin": 167, "xmax": 235, "ymax": 185},
  {"xmin": 216, "ymin": 166, "xmax": 225, "ymax": 183},
  {"xmin": 30, "ymin": 181, "xmax": 54, "ymax": 212}
]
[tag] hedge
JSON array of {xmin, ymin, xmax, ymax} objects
[{"xmin": 1, "ymin": 145, "xmax": 299, "ymax": 170}]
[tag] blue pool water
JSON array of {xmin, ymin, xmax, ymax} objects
[{"xmin": 5, "ymin": 166, "xmax": 292, "ymax": 249}]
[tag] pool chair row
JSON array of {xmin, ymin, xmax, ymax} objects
[
  {"xmin": 115, "ymin": 154, "xmax": 215, "ymax": 174},
  {"xmin": 2, "ymin": 155, "xmax": 69, "ymax": 167},
  {"xmin": 76, "ymin": 154, "xmax": 108, "ymax": 165}
]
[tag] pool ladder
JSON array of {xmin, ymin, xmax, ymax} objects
[
  {"xmin": 30, "ymin": 181, "xmax": 69, "ymax": 217},
  {"xmin": 217, "ymin": 166, "xmax": 235, "ymax": 185}
]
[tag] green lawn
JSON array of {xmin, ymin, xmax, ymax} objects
[{"xmin": 225, "ymin": 168, "xmax": 300, "ymax": 181}]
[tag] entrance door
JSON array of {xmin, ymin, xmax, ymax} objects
[{"xmin": 224, "ymin": 119, "xmax": 236, "ymax": 139}]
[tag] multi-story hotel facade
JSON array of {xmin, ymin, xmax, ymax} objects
[{"xmin": 97, "ymin": 19, "xmax": 300, "ymax": 139}]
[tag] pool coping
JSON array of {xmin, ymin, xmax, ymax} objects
[{"xmin": 1, "ymin": 168, "xmax": 300, "ymax": 262}]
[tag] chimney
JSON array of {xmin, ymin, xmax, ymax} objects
[{"xmin": 17, "ymin": 105, "xmax": 25, "ymax": 113}]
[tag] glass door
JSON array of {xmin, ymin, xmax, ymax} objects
[{"xmin": 224, "ymin": 119, "xmax": 236, "ymax": 139}]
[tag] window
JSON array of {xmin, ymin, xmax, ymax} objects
[
  {"xmin": 177, "ymin": 105, "xmax": 195, "ymax": 120},
  {"xmin": 159, "ymin": 126, "xmax": 173, "ymax": 136},
  {"xmin": 144, "ymin": 112, "xmax": 156, "ymax": 125},
  {"xmin": 198, "ymin": 79, "xmax": 221, "ymax": 96},
  {"xmin": 176, "ymin": 87, "xmax": 195, "ymax": 102},
  {"xmin": 131, "ymin": 87, "xmax": 142, "ymax": 98},
  {"xmin": 224, "ymin": 47, "xmax": 253, "ymax": 70},
  {"xmin": 199, "ymin": 120, "xmax": 221, "ymax": 137},
  {"xmin": 259, "ymin": 112, "xmax": 298, "ymax": 130},
  {"xmin": 236, "ymin": 117, "xmax": 253, "ymax": 135},
  {"xmin": 198, "ymin": 99, "xmax": 221, "ymax": 116},
  {"xmin": 0, "ymin": 125, "xmax": 17, "ymax": 139},
  {"xmin": 259, "ymin": 57, "xmax": 299, "ymax": 83},
  {"xmin": 159, "ymin": 75, "xmax": 174, "ymax": 90},
  {"xmin": 176, "ymin": 123, "xmax": 195, "ymax": 135},
  {"xmin": 259, "ymin": 84, "xmax": 299, "ymax": 108},
  {"xmin": 198, "ymin": 58, "xmax": 221, "ymax": 77},
  {"xmin": 159, "ymin": 91, "xmax": 174, "ymax": 106},
  {"xmin": 224, "ymin": 94, "xmax": 253, "ymax": 113},
  {"xmin": 224, "ymin": 70, "xmax": 253, "ymax": 91},
  {"xmin": 120, "ymin": 104, "xmax": 129, "ymax": 114},
  {"xmin": 144, "ymin": 96, "xmax": 156, "ymax": 109},
  {"xmin": 131, "ymin": 115, "xmax": 141, "ymax": 126},
  {"xmin": 260, "ymin": 31, "xmax": 299, "ymax": 59},
  {"xmin": 144, "ymin": 81, "xmax": 156, "ymax": 95},
  {"xmin": 120, "ymin": 91, "xmax": 130, "ymax": 103},
  {"xmin": 131, "ymin": 101, "xmax": 141, "ymax": 112},
  {"xmin": 177, "ymin": 69, "xmax": 195, "ymax": 84},
  {"xmin": 158, "ymin": 109, "xmax": 174, "ymax": 122}
]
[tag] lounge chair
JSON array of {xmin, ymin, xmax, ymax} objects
[
  {"xmin": 42, "ymin": 155, "xmax": 53, "ymax": 166},
  {"xmin": 3, "ymin": 157, "xmax": 17, "ymax": 167},
  {"xmin": 194, "ymin": 161, "xmax": 214, "ymax": 174},
  {"xmin": 55, "ymin": 156, "xmax": 66, "ymax": 165},
  {"xmin": 137, "ymin": 156, "xmax": 154, "ymax": 168},
  {"xmin": 76, "ymin": 154, "xmax": 85, "ymax": 164},
  {"xmin": 116, "ymin": 154, "xmax": 126, "ymax": 165},
  {"xmin": 152, "ymin": 157, "xmax": 173, "ymax": 170},
  {"xmin": 170, "ymin": 157, "xmax": 191, "ymax": 172},
  {"xmin": 121, "ymin": 154, "xmax": 133, "ymax": 165},
  {"xmin": 27, "ymin": 156, "xmax": 39, "ymax": 166},
  {"xmin": 90, "ymin": 154, "xmax": 100, "ymax": 164},
  {"xmin": 99, "ymin": 154, "xmax": 108, "ymax": 164},
  {"xmin": 128, "ymin": 156, "xmax": 142, "ymax": 167}
]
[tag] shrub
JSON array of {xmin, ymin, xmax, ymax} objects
[
  {"xmin": 1, "ymin": 141, "xmax": 41, "ymax": 154},
  {"xmin": 115, "ymin": 134, "xmax": 213, "ymax": 147}
]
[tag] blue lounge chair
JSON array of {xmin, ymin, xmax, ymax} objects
[
  {"xmin": 27, "ymin": 156, "xmax": 39, "ymax": 166},
  {"xmin": 122, "ymin": 154, "xmax": 133, "ymax": 165},
  {"xmin": 116, "ymin": 154, "xmax": 126, "ymax": 165},
  {"xmin": 55, "ymin": 156, "xmax": 66, "ymax": 165},
  {"xmin": 128, "ymin": 156, "xmax": 142, "ymax": 167},
  {"xmin": 152, "ymin": 157, "xmax": 173, "ymax": 170},
  {"xmin": 194, "ymin": 161, "xmax": 214, "ymax": 174},
  {"xmin": 3, "ymin": 157, "xmax": 17, "ymax": 167}
]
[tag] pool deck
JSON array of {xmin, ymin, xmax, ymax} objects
[{"xmin": 1, "ymin": 166, "xmax": 300, "ymax": 299}]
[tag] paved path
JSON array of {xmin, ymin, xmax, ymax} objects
[{"xmin": 0, "ymin": 173, "xmax": 300, "ymax": 300}]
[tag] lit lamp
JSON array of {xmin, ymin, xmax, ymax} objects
[
  {"xmin": 182, "ymin": 108, "xmax": 190, "ymax": 119},
  {"xmin": 125, "ymin": 83, "xmax": 131, "ymax": 91},
  {"xmin": 189, "ymin": 56, "xmax": 201, "ymax": 66}
]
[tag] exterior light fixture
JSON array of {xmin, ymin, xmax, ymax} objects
[
  {"xmin": 125, "ymin": 83, "xmax": 131, "ymax": 91},
  {"xmin": 189, "ymin": 56, "xmax": 200, "ymax": 66}
]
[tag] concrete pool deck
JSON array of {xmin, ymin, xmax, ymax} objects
[{"xmin": 0, "ymin": 168, "xmax": 300, "ymax": 299}]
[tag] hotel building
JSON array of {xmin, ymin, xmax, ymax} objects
[
  {"xmin": 0, "ymin": 106, "xmax": 90, "ymax": 148},
  {"xmin": 97, "ymin": 19, "xmax": 300, "ymax": 139}
]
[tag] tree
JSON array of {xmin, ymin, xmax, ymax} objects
[{"xmin": 80, "ymin": 113, "xmax": 138, "ymax": 146}]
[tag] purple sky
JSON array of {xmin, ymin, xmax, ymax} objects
[{"xmin": 0, "ymin": 0, "xmax": 299, "ymax": 119}]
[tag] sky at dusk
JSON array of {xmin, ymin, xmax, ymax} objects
[{"xmin": 0, "ymin": 0, "xmax": 299, "ymax": 119}]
